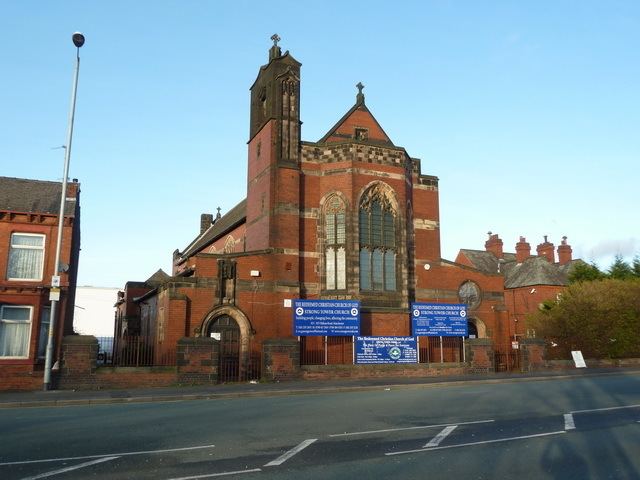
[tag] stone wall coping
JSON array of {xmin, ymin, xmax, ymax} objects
[
  {"xmin": 62, "ymin": 335, "xmax": 98, "ymax": 345},
  {"xmin": 263, "ymin": 338, "xmax": 300, "ymax": 347},
  {"xmin": 177, "ymin": 337, "xmax": 219, "ymax": 346},
  {"xmin": 465, "ymin": 338, "xmax": 493, "ymax": 346}
]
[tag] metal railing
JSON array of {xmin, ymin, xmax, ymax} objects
[
  {"xmin": 300, "ymin": 336, "xmax": 353, "ymax": 365},
  {"xmin": 108, "ymin": 336, "xmax": 176, "ymax": 367},
  {"xmin": 418, "ymin": 337, "xmax": 464, "ymax": 364}
]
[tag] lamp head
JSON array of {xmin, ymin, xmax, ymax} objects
[{"xmin": 72, "ymin": 32, "xmax": 85, "ymax": 48}]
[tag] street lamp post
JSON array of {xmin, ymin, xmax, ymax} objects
[{"xmin": 43, "ymin": 32, "xmax": 85, "ymax": 391}]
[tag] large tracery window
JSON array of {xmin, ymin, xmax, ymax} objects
[
  {"xmin": 325, "ymin": 197, "xmax": 346, "ymax": 290},
  {"xmin": 359, "ymin": 187, "xmax": 397, "ymax": 291}
]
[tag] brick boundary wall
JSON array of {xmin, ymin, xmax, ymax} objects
[
  {"xmin": 0, "ymin": 365, "xmax": 44, "ymax": 391},
  {"xmin": 465, "ymin": 339, "xmax": 495, "ymax": 374},
  {"xmin": 302, "ymin": 363, "xmax": 467, "ymax": 380},
  {"xmin": 176, "ymin": 337, "xmax": 219, "ymax": 385},
  {"xmin": 57, "ymin": 335, "xmax": 100, "ymax": 390},
  {"xmin": 520, "ymin": 338, "xmax": 546, "ymax": 372},
  {"xmin": 262, "ymin": 338, "xmax": 301, "ymax": 381},
  {"xmin": 57, "ymin": 335, "xmax": 177, "ymax": 390}
]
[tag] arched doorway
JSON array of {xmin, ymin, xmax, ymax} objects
[
  {"xmin": 207, "ymin": 315, "xmax": 240, "ymax": 382},
  {"xmin": 467, "ymin": 321, "xmax": 479, "ymax": 339},
  {"xmin": 466, "ymin": 317, "xmax": 486, "ymax": 339}
]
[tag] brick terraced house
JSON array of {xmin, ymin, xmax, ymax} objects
[
  {"xmin": 115, "ymin": 39, "xmax": 579, "ymax": 380},
  {"xmin": 0, "ymin": 177, "xmax": 81, "ymax": 389}
]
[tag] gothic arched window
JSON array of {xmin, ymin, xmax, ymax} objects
[
  {"xmin": 324, "ymin": 196, "xmax": 346, "ymax": 290},
  {"xmin": 223, "ymin": 236, "xmax": 235, "ymax": 254},
  {"xmin": 359, "ymin": 186, "xmax": 397, "ymax": 291}
]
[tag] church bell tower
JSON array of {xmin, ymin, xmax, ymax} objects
[{"xmin": 245, "ymin": 35, "xmax": 302, "ymax": 253}]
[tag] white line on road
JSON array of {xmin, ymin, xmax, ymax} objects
[
  {"xmin": 387, "ymin": 430, "xmax": 566, "ymax": 456},
  {"xmin": 167, "ymin": 469, "xmax": 262, "ymax": 480},
  {"xmin": 424, "ymin": 425, "xmax": 457, "ymax": 448},
  {"xmin": 564, "ymin": 413, "xmax": 576, "ymax": 430},
  {"xmin": 329, "ymin": 419, "xmax": 494, "ymax": 437},
  {"xmin": 0, "ymin": 444, "xmax": 216, "ymax": 467},
  {"xmin": 19, "ymin": 456, "xmax": 119, "ymax": 480},
  {"xmin": 264, "ymin": 439, "xmax": 318, "ymax": 466},
  {"xmin": 570, "ymin": 404, "xmax": 640, "ymax": 414}
]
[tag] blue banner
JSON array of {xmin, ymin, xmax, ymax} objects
[
  {"xmin": 355, "ymin": 336, "xmax": 418, "ymax": 364},
  {"xmin": 293, "ymin": 300, "xmax": 360, "ymax": 336},
  {"xmin": 411, "ymin": 303, "xmax": 468, "ymax": 336}
]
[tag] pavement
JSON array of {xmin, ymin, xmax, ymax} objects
[{"xmin": 2, "ymin": 367, "xmax": 640, "ymax": 409}]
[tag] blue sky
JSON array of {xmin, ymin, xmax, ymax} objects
[{"xmin": 2, "ymin": 1, "xmax": 639, "ymax": 287}]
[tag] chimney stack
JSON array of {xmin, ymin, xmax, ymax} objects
[
  {"xmin": 484, "ymin": 231, "xmax": 504, "ymax": 259},
  {"xmin": 200, "ymin": 213, "xmax": 214, "ymax": 234},
  {"xmin": 536, "ymin": 235, "xmax": 555, "ymax": 263},
  {"xmin": 515, "ymin": 236, "xmax": 531, "ymax": 263},
  {"xmin": 557, "ymin": 236, "xmax": 573, "ymax": 265}
]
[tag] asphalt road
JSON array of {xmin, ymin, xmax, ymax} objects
[{"xmin": 1, "ymin": 372, "xmax": 639, "ymax": 479}]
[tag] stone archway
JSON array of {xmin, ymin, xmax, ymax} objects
[
  {"xmin": 201, "ymin": 306, "xmax": 254, "ymax": 382},
  {"xmin": 467, "ymin": 317, "xmax": 487, "ymax": 339}
]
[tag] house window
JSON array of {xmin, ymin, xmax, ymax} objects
[
  {"xmin": 325, "ymin": 197, "xmax": 346, "ymax": 290},
  {"xmin": 359, "ymin": 187, "xmax": 397, "ymax": 291},
  {"xmin": 7, "ymin": 233, "xmax": 45, "ymax": 281},
  {"xmin": 0, "ymin": 305, "xmax": 33, "ymax": 357}
]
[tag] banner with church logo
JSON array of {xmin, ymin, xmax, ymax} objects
[
  {"xmin": 293, "ymin": 299, "xmax": 360, "ymax": 336},
  {"xmin": 355, "ymin": 336, "xmax": 418, "ymax": 364}
]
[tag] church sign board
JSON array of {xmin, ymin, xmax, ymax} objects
[
  {"xmin": 355, "ymin": 336, "xmax": 418, "ymax": 364},
  {"xmin": 293, "ymin": 300, "xmax": 360, "ymax": 336},
  {"xmin": 411, "ymin": 303, "xmax": 468, "ymax": 337}
]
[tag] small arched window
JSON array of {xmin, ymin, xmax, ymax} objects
[
  {"xmin": 324, "ymin": 196, "xmax": 346, "ymax": 290},
  {"xmin": 359, "ymin": 185, "xmax": 397, "ymax": 291}
]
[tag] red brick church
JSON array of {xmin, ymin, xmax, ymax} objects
[{"xmin": 115, "ymin": 38, "xmax": 578, "ymax": 379}]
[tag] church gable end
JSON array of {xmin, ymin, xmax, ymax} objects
[{"xmin": 318, "ymin": 84, "xmax": 394, "ymax": 146}]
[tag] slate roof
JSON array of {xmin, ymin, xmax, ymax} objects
[
  {"xmin": 0, "ymin": 176, "xmax": 78, "ymax": 216},
  {"xmin": 177, "ymin": 198, "xmax": 247, "ymax": 262},
  {"xmin": 458, "ymin": 248, "xmax": 578, "ymax": 289},
  {"xmin": 145, "ymin": 269, "xmax": 170, "ymax": 287},
  {"xmin": 503, "ymin": 257, "xmax": 569, "ymax": 288},
  {"xmin": 458, "ymin": 249, "xmax": 517, "ymax": 274}
]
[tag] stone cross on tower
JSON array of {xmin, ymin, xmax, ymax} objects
[
  {"xmin": 269, "ymin": 34, "xmax": 282, "ymax": 60},
  {"xmin": 356, "ymin": 82, "xmax": 365, "ymax": 104}
]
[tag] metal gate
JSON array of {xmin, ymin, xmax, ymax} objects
[
  {"xmin": 495, "ymin": 346, "xmax": 521, "ymax": 372},
  {"xmin": 207, "ymin": 315, "xmax": 240, "ymax": 382},
  {"xmin": 206, "ymin": 315, "xmax": 261, "ymax": 382}
]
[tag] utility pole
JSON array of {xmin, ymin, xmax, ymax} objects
[{"xmin": 44, "ymin": 32, "xmax": 85, "ymax": 390}]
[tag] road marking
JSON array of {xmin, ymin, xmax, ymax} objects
[
  {"xmin": 564, "ymin": 413, "xmax": 575, "ymax": 430},
  {"xmin": 570, "ymin": 404, "xmax": 640, "ymax": 414},
  {"xmin": 264, "ymin": 438, "xmax": 317, "ymax": 466},
  {"xmin": 329, "ymin": 419, "xmax": 494, "ymax": 437},
  {"xmin": 19, "ymin": 456, "xmax": 118, "ymax": 480},
  {"xmin": 387, "ymin": 430, "xmax": 566, "ymax": 456},
  {"xmin": 424, "ymin": 425, "xmax": 457, "ymax": 448},
  {"xmin": 0, "ymin": 444, "xmax": 216, "ymax": 466},
  {"xmin": 167, "ymin": 469, "xmax": 262, "ymax": 480}
]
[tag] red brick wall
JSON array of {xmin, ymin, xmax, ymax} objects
[
  {"xmin": 323, "ymin": 106, "xmax": 392, "ymax": 144},
  {"xmin": 0, "ymin": 364, "xmax": 43, "ymax": 391},
  {"xmin": 245, "ymin": 122, "xmax": 274, "ymax": 251},
  {"xmin": 0, "ymin": 210, "xmax": 77, "ymax": 373},
  {"xmin": 176, "ymin": 337, "xmax": 219, "ymax": 384},
  {"xmin": 262, "ymin": 338, "xmax": 300, "ymax": 380}
]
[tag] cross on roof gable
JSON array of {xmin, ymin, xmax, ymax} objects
[{"xmin": 318, "ymin": 83, "xmax": 394, "ymax": 146}]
